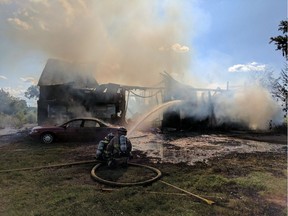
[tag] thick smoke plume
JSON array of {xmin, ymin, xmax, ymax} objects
[
  {"xmin": 133, "ymin": 84, "xmax": 282, "ymax": 131},
  {"xmin": 4, "ymin": 0, "xmax": 191, "ymax": 86},
  {"xmin": 213, "ymin": 85, "xmax": 282, "ymax": 130},
  {"xmin": 2, "ymin": 1, "xmax": 283, "ymax": 130}
]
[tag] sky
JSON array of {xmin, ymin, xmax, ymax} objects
[{"xmin": 0, "ymin": 0, "xmax": 286, "ymax": 107}]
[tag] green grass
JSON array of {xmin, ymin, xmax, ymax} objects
[{"xmin": 0, "ymin": 139, "xmax": 287, "ymax": 216}]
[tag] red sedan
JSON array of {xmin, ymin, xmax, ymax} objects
[{"xmin": 29, "ymin": 117, "xmax": 118, "ymax": 144}]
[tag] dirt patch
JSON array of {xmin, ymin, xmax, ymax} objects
[
  {"xmin": 265, "ymin": 195, "xmax": 287, "ymax": 208},
  {"xmin": 130, "ymin": 130, "xmax": 286, "ymax": 165}
]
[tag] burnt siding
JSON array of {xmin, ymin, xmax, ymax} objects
[{"xmin": 37, "ymin": 84, "xmax": 126, "ymax": 125}]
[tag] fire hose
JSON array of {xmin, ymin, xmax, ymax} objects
[
  {"xmin": 0, "ymin": 160, "xmax": 215, "ymax": 205},
  {"xmin": 90, "ymin": 162, "xmax": 162, "ymax": 186},
  {"xmin": 90, "ymin": 162, "xmax": 214, "ymax": 205}
]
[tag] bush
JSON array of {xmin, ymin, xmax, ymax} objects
[
  {"xmin": 0, "ymin": 111, "xmax": 37, "ymax": 129},
  {"xmin": 0, "ymin": 89, "xmax": 37, "ymax": 129}
]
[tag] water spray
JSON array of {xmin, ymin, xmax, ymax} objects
[{"xmin": 127, "ymin": 100, "xmax": 182, "ymax": 137}]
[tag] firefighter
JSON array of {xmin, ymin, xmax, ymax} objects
[
  {"xmin": 106, "ymin": 127, "xmax": 132, "ymax": 168},
  {"xmin": 95, "ymin": 133, "xmax": 115, "ymax": 161}
]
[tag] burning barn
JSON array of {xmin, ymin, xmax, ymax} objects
[
  {"xmin": 37, "ymin": 59, "xmax": 126, "ymax": 125},
  {"xmin": 161, "ymin": 72, "xmax": 226, "ymax": 130},
  {"xmin": 37, "ymin": 59, "xmax": 227, "ymax": 130}
]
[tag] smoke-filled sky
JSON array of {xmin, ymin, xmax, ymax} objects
[{"xmin": 0, "ymin": 0, "xmax": 286, "ymax": 106}]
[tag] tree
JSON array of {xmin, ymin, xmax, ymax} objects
[
  {"xmin": 251, "ymin": 69, "xmax": 278, "ymax": 90},
  {"xmin": 0, "ymin": 89, "xmax": 13, "ymax": 114},
  {"xmin": 270, "ymin": 20, "xmax": 288, "ymax": 119},
  {"xmin": 270, "ymin": 20, "xmax": 287, "ymax": 59},
  {"xmin": 271, "ymin": 66, "xmax": 288, "ymax": 118},
  {"xmin": 24, "ymin": 85, "xmax": 39, "ymax": 100},
  {"xmin": 0, "ymin": 89, "xmax": 27, "ymax": 115},
  {"xmin": 0, "ymin": 88, "xmax": 37, "ymax": 128}
]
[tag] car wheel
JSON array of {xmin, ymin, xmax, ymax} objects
[{"xmin": 41, "ymin": 133, "xmax": 54, "ymax": 144}]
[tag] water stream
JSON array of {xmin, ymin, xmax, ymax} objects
[{"xmin": 127, "ymin": 100, "xmax": 182, "ymax": 137}]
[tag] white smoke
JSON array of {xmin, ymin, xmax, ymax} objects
[
  {"xmin": 2, "ymin": 0, "xmax": 192, "ymax": 86},
  {"xmin": 1, "ymin": 1, "xmax": 283, "ymax": 129},
  {"xmin": 213, "ymin": 85, "xmax": 282, "ymax": 130}
]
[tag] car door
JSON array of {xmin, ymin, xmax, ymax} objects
[
  {"xmin": 64, "ymin": 119, "xmax": 84, "ymax": 141},
  {"xmin": 82, "ymin": 119, "xmax": 114, "ymax": 142}
]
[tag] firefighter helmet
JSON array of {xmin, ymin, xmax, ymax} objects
[
  {"xmin": 105, "ymin": 133, "xmax": 114, "ymax": 141},
  {"xmin": 117, "ymin": 127, "xmax": 127, "ymax": 134}
]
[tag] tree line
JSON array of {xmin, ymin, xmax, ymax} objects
[{"xmin": 0, "ymin": 89, "xmax": 37, "ymax": 128}]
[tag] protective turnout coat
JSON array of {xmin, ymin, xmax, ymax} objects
[{"xmin": 106, "ymin": 135, "xmax": 132, "ymax": 157}]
